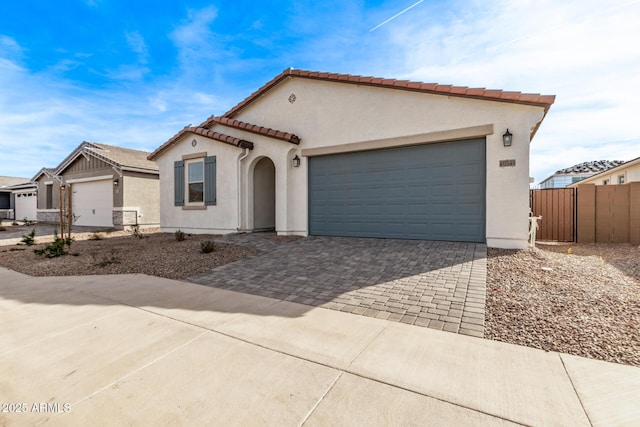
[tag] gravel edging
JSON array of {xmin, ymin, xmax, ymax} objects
[
  {"xmin": 0, "ymin": 231, "xmax": 258, "ymax": 280},
  {"xmin": 486, "ymin": 243, "xmax": 640, "ymax": 367}
]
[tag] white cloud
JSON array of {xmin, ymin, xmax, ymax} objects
[
  {"xmin": 0, "ymin": 48, "xmax": 229, "ymax": 177},
  {"xmin": 376, "ymin": 0, "xmax": 640, "ymax": 183},
  {"xmin": 125, "ymin": 31, "xmax": 148, "ymax": 63},
  {"xmin": 169, "ymin": 6, "xmax": 218, "ymax": 62}
]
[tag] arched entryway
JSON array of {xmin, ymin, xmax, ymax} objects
[{"xmin": 253, "ymin": 157, "xmax": 276, "ymax": 231}]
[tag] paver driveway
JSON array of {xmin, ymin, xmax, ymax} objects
[{"xmin": 188, "ymin": 234, "xmax": 487, "ymax": 337}]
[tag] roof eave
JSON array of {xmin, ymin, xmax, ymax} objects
[
  {"xmin": 223, "ymin": 68, "xmax": 556, "ymax": 119},
  {"xmin": 148, "ymin": 127, "xmax": 254, "ymax": 161}
]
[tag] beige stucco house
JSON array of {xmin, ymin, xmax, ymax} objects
[
  {"xmin": 569, "ymin": 155, "xmax": 640, "ymax": 187},
  {"xmin": 149, "ymin": 69, "xmax": 555, "ymax": 249},
  {"xmin": 35, "ymin": 142, "xmax": 160, "ymax": 229}
]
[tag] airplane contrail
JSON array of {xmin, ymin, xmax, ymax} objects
[{"xmin": 369, "ymin": 0, "xmax": 424, "ymax": 32}]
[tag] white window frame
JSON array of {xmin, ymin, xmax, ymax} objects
[
  {"xmin": 618, "ymin": 174, "xmax": 625, "ymax": 184},
  {"xmin": 186, "ymin": 158, "xmax": 205, "ymax": 206}
]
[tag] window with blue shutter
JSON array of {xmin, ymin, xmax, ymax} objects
[
  {"xmin": 204, "ymin": 156, "xmax": 216, "ymax": 205},
  {"xmin": 174, "ymin": 160, "xmax": 185, "ymax": 206}
]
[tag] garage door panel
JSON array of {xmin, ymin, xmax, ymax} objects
[
  {"xmin": 309, "ymin": 138, "xmax": 486, "ymax": 242},
  {"xmin": 72, "ymin": 180, "xmax": 113, "ymax": 227}
]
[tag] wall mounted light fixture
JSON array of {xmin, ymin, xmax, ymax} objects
[
  {"xmin": 113, "ymin": 178, "xmax": 120, "ymax": 186},
  {"xmin": 503, "ymin": 129, "xmax": 513, "ymax": 147},
  {"xmin": 292, "ymin": 155, "xmax": 301, "ymax": 168}
]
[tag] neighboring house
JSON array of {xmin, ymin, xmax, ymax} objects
[
  {"xmin": 149, "ymin": 69, "xmax": 555, "ymax": 249},
  {"xmin": 569, "ymin": 155, "xmax": 640, "ymax": 187},
  {"xmin": 0, "ymin": 176, "xmax": 32, "ymax": 220},
  {"xmin": 537, "ymin": 160, "xmax": 625, "ymax": 188},
  {"xmin": 9, "ymin": 181, "xmax": 38, "ymax": 221},
  {"xmin": 34, "ymin": 142, "xmax": 160, "ymax": 229}
]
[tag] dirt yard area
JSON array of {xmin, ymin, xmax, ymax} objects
[
  {"xmin": 0, "ymin": 229, "xmax": 258, "ymax": 280},
  {"xmin": 486, "ymin": 242, "xmax": 640, "ymax": 367}
]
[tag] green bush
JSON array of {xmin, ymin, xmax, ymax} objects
[
  {"xmin": 0, "ymin": 226, "xmax": 6, "ymax": 231},
  {"xmin": 21, "ymin": 229, "xmax": 36, "ymax": 246},
  {"xmin": 88, "ymin": 233, "xmax": 103, "ymax": 240},
  {"xmin": 34, "ymin": 231, "xmax": 73, "ymax": 258},
  {"xmin": 175, "ymin": 229, "xmax": 186, "ymax": 241},
  {"xmin": 200, "ymin": 240, "xmax": 215, "ymax": 254}
]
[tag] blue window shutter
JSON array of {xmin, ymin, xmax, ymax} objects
[
  {"xmin": 204, "ymin": 156, "xmax": 217, "ymax": 206},
  {"xmin": 174, "ymin": 160, "xmax": 185, "ymax": 206}
]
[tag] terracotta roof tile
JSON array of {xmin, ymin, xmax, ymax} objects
[
  {"xmin": 199, "ymin": 116, "xmax": 300, "ymax": 144},
  {"xmin": 148, "ymin": 127, "xmax": 253, "ymax": 160},
  {"xmin": 223, "ymin": 68, "xmax": 556, "ymax": 121},
  {"xmin": 450, "ymin": 86, "xmax": 469, "ymax": 94}
]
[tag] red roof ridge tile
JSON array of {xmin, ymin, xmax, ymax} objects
[
  {"xmin": 223, "ymin": 68, "xmax": 556, "ymax": 119},
  {"xmin": 200, "ymin": 116, "xmax": 300, "ymax": 144},
  {"xmin": 148, "ymin": 126, "xmax": 253, "ymax": 160}
]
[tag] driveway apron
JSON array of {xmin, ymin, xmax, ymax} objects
[{"xmin": 188, "ymin": 234, "xmax": 487, "ymax": 337}]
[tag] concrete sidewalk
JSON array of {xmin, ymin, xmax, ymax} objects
[{"xmin": 0, "ymin": 268, "xmax": 638, "ymax": 426}]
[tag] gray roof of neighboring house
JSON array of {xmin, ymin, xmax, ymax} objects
[
  {"xmin": 0, "ymin": 176, "xmax": 31, "ymax": 188},
  {"xmin": 32, "ymin": 167, "xmax": 58, "ymax": 182},
  {"xmin": 57, "ymin": 142, "xmax": 159, "ymax": 175},
  {"xmin": 554, "ymin": 160, "xmax": 625, "ymax": 175}
]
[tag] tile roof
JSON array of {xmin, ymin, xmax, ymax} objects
[
  {"xmin": 555, "ymin": 160, "xmax": 626, "ymax": 175},
  {"xmin": 568, "ymin": 155, "xmax": 640, "ymax": 187},
  {"xmin": 148, "ymin": 127, "xmax": 254, "ymax": 160},
  {"xmin": 200, "ymin": 116, "xmax": 300, "ymax": 144},
  {"xmin": 57, "ymin": 142, "xmax": 158, "ymax": 175},
  {"xmin": 224, "ymin": 68, "xmax": 557, "ymax": 119},
  {"xmin": 0, "ymin": 176, "xmax": 30, "ymax": 188}
]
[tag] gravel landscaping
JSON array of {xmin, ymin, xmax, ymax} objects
[
  {"xmin": 486, "ymin": 243, "xmax": 640, "ymax": 367},
  {"xmin": 0, "ymin": 229, "xmax": 258, "ymax": 280}
]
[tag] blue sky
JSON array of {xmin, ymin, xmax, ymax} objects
[{"xmin": 1, "ymin": 0, "xmax": 639, "ymax": 185}]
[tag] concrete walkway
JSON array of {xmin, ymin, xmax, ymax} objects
[
  {"xmin": 1, "ymin": 268, "xmax": 639, "ymax": 426},
  {"xmin": 189, "ymin": 234, "xmax": 487, "ymax": 337}
]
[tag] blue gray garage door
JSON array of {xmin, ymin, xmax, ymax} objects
[{"xmin": 308, "ymin": 138, "xmax": 486, "ymax": 242}]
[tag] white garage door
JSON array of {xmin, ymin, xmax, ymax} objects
[
  {"xmin": 72, "ymin": 180, "xmax": 113, "ymax": 227},
  {"xmin": 15, "ymin": 192, "xmax": 37, "ymax": 221}
]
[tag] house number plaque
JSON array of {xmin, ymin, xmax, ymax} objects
[{"xmin": 499, "ymin": 159, "xmax": 516, "ymax": 167}]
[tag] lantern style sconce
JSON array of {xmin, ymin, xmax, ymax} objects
[
  {"xmin": 292, "ymin": 155, "xmax": 301, "ymax": 168},
  {"xmin": 503, "ymin": 129, "xmax": 513, "ymax": 147},
  {"xmin": 113, "ymin": 178, "xmax": 120, "ymax": 187}
]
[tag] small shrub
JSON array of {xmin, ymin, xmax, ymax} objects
[
  {"xmin": 131, "ymin": 225, "xmax": 146, "ymax": 239},
  {"xmin": 88, "ymin": 233, "xmax": 103, "ymax": 241},
  {"xmin": 23, "ymin": 218, "xmax": 35, "ymax": 226},
  {"xmin": 12, "ymin": 221, "xmax": 18, "ymax": 226},
  {"xmin": 175, "ymin": 229, "xmax": 186, "ymax": 241},
  {"xmin": 0, "ymin": 226, "xmax": 6, "ymax": 231},
  {"xmin": 200, "ymin": 240, "xmax": 215, "ymax": 254},
  {"xmin": 21, "ymin": 229, "xmax": 36, "ymax": 246},
  {"xmin": 33, "ymin": 231, "xmax": 73, "ymax": 258}
]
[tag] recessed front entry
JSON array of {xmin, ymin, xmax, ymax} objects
[
  {"xmin": 253, "ymin": 157, "xmax": 276, "ymax": 231},
  {"xmin": 308, "ymin": 138, "xmax": 486, "ymax": 242}
]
